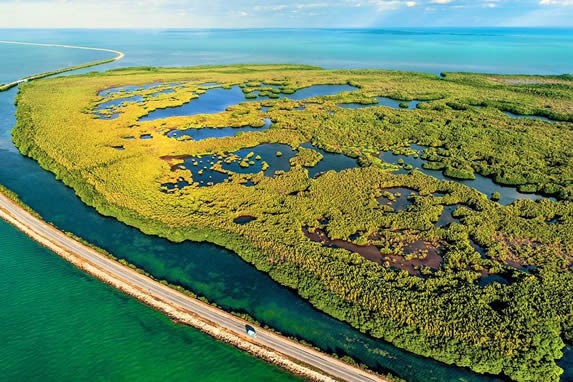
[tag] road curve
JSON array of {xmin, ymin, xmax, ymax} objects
[
  {"xmin": 0, "ymin": 191, "xmax": 385, "ymax": 382},
  {"xmin": 0, "ymin": 40, "xmax": 124, "ymax": 91}
]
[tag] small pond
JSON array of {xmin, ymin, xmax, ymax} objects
[
  {"xmin": 473, "ymin": 106, "xmax": 555, "ymax": 123},
  {"xmin": 380, "ymin": 144, "xmax": 552, "ymax": 205},
  {"xmin": 94, "ymin": 95, "xmax": 144, "ymax": 119},
  {"xmin": 303, "ymin": 227, "xmax": 442, "ymax": 275},
  {"xmin": 377, "ymin": 187, "xmax": 417, "ymax": 211},
  {"xmin": 233, "ymin": 216, "xmax": 257, "ymax": 225},
  {"xmin": 174, "ymin": 143, "xmax": 296, "ymax": 187},
  {"xmin": 340, "ymin": 97, "xmax": 422, "ymax": 110},
  {"xmin": 478, "ymin": 274, "xmax": 510, "ymax": 287},
  {"xmin": 502, "ymin": 111, "xmax": 554, "ymax": 123},
  {"xmin": 98, "ymin": 83, "xmax": 164, "ymax": 97},
  {"xmin": 140, "ymin": 84, "xmax": 357, "ymax": 122},
  {"xmin": 167, "ymin": 118, "xmax": 272, "ymax": 141},
  {"xmin": 435, "ymin": 204, "xmax": 463, "ymax": 227},
  {"xmin": 300, "ymin": 143, "xmax": 359, "ymax": 178}
]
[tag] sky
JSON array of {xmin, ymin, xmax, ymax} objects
[{"xmin": 0, "ymin": 0, "xmax": 572, "ymax": 28}]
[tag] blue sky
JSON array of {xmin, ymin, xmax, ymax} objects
[{"xmin": 0, "ymin": 0, "xmax": 572, "ymax": 28}]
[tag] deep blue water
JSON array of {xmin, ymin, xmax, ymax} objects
[
  {"xmin": 1, "ymin": 28, "xmax": 572, "ymax": 381},
  {"xmin": 2, "ymin": 28, "xmax": 573, "ymax": 76}
]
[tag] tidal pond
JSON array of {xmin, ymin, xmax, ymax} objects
[
  {"xmin": 94, "ymin": 95, "xmax": 143, "ymax": 119},
  {"xmin": 166, "ymin": 142, "xmax": 360, "ymax": 189},
  {"xmin": 167, "ymin": 118, "xmax": 272, "ymax": 141},
  {"xmin": 502, "ymin": 111, "xmax": 554, "ymax": 122},
  {"xmin": 300, "ymin": 143, "xmax": 359, "ymax": 178},
  {"xmin": 303, "ymin": 227, "xmax": 442, "ymax": 275},
  {"xmin": 380, "ymin": 144, "xmax": 553, "ymax": 205},
  {"xmin": 140, "ymin": 84, "xmax": 357, "ymax": 121},
  {"xmin": 98, "ymin": 83, "xmax": 164, "ymax": 97},
  {"xmin": 377, "ymin": 187, "xmax": 417, "ymax": 211},
  {"xmin": 340, "ymin": 97, "xmax": 422, "ymax": 110},
  {"xmin": 172, "ymin": 143, "xmax": 296, "ymax": 187}
]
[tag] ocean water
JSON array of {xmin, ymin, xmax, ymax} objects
[
  {"xmin": 1, "ymin": 28, "xmax": 573, "ymax": 77},
  {"xmin": 0, "ymin": 220, "xmax": 299, "ymax": 381},
  {"xmin": 0, "ymin": 28, "xmax": 572, "ymax": 381}
]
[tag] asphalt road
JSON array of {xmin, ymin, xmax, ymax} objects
[
  {"xmin": 0, "ymin": 41, "xmax": 124, "ymax": 91},
  {"xmin": 0, "ymin": 192, "xmax": 384, "ymax": 382}
]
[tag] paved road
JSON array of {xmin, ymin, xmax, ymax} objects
[
  {"xmin": 0, "ymin": 192, "xmax": 383, "ymax": 382},
  {"xmin": 0, "ymin": 40, "xmax": 124, "ymax": 91}
]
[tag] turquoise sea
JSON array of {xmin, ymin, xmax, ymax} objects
[{"xmin": 0, "ymin": 28, "xmax": 572, "ymax": 382}]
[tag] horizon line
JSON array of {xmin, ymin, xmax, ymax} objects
[{"xmin": 2, "ymin": 26, "xmax": 573, "ymax": 30}]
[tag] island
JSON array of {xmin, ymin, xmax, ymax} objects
[{"xmin": 13, "ymin": 64, "xmax": 573, "ymax": 381}]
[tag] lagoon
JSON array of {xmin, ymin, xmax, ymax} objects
[
  {"xmin": 140, "ymin": 84, "xmax": 357, "ymax": 121},
  {"xmin": 167, "ymin": 118, "xmax": 272, "ymax": 141}
]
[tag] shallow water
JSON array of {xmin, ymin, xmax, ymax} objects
[
  {"xmin": 4, "ymin": 28, "xmax": 573, "ymax": 75},
  {"xmin": 178, "ymin": 143, "xmax": 295, "ymax": 187},
  {"xmin": 474, "ymin": 106, "xmax": 556, "ymax": 123},
  {"xmin": 300, "ymin": 143, "xmax": 359, "ymax": 178},
  {"xmin": 380, "ymin": 144, "xmax": 551, "ymax": 205},
  {"xmin": 502, "ymin": 111, "xmax": 554, "ymax": 122},
  {"xmin": 167, "ymin": 118, "xmax": 272, "ymax": 141},
  {"xmin": 172, "ymin": 142, "xmax": 359, "ymax": 188},
  {"xmin": 0, "ymin": 219, "xmax": 299, "ymax": 382},
  {"xmin": 98, "ymin": 83, "xmax": 164, "ymax": 97},
  {"xmin": 340, "ymin": 97, "xmax": 421, "ymax": 110},
  {"xmin": 435, "ymin": 204, "xmax": 462, "ymax": 227},
  {"xmin": 377, "ymin": 187, "xmax": 417, "ymax": 211},
  {"xmin": 140, "ymin": 84, "xmax": 357, "ymax": 121},
  {"xmin": 94, "ymin": 95, "xmax": 143, "ymax": 119}
]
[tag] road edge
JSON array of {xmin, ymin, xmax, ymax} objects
[
  {"xmin": 0, "ymin": 190, "xmax": 385, "ymax": 382},
  {"xmin": 0, "ymin": 41, "xmax": 124, "ymax": 92}
]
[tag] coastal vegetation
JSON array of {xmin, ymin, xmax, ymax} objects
[
  {"xmin": 0, "ymin": 43, "xmax": 123, "ymax": 92},
  {"xmin": 13, "ymin": 64, "xmax": 573, "ymax": 381}
]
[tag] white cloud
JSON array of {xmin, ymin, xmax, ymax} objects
[
  {"xmin": 0, "ymin": 0, "xmax": 571, "ymax": 28},
  {"xmin": 540, "ymin": 0, "xmax": 573, "ymax": 4},
  {"xmin": 368, "ymin": 0, "xmax": 422, "ymax": 11},
  {"xmin": 295, "ymin": 2, "xmax": 330, "ymax": 9}
]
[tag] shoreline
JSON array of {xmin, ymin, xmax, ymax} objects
[
  {"xmin": 0, "ymin": 40, "xmax": 124, "ymax": 92},
  {"xmin": 0, "ymin": 190, "xmax": 385, "ymax": 382}
]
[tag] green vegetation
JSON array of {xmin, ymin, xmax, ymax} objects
[
  {"xmin": 13, "ymin": 65, "xmax": 573, "ymax": 381},
  {"xmin": 0, "ymin": 53, "xmax": 121, "ymax": 92}
]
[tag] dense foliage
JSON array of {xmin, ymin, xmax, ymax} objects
[{"xmin": 13, "ymin": 65, "xmax": 573, "ymax": 381}]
